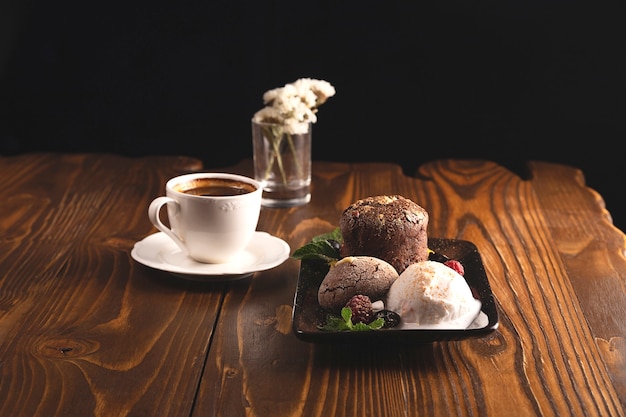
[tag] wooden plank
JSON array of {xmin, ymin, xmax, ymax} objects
[
  {"xmin": 528, "ymin": 160, "xmax": 626, "ymax": 407},
  {"xmin": 0, "ymin": 154, "xmax": 226, "ymax": 417}
]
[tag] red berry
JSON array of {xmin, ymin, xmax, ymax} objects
[
  {"xmin": 444, "ymin": 259, "xmax": 464, "ymax": 276},
  {"xmin": 345, "ymin": 294, "xmax": 373, "ymax": 324}
]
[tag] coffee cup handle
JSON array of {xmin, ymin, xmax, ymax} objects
[{"xmin": 148, "ymin": 196, "xmax": 188, "ymax": 255}]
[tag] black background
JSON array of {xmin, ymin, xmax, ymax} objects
[{"xmin": 1, "ymin": 1, "xmax": 625, "ymax": 229}]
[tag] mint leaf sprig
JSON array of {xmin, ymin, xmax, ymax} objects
[
  {"xmin": 291, "ymin": 228, "xmax": 343, "ymax": 263},
  {"xmin": 319, "ymin": 307, "xmax": 385, "ymax": 332}
]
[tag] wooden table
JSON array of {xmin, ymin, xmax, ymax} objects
[{"xmin": 1, "ymin": 153, "xmax": 624, "ymax": 417}]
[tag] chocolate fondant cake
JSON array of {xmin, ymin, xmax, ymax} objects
[{"xmin": 339, "ymin": 195, "xmax": 429, "ymax": 274}]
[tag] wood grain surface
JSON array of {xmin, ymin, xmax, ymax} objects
[
  {"xmin": 196, "ymin": 159, "xmax": 626, "ymax": 417},
  {"xmin": 0, "ymin": 154, "xmax": 624, "ymax": 417}
]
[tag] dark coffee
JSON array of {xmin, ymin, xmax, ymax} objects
[{"xmin": 174, "ymin": 177, "xmax": 257, "ymax": 197}]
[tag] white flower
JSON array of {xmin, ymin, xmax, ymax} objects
[
  {"xmin": 253, "ymin": 78, "xmax": 335, "ymax": 134},
  {"xmin": 252, "ymin": 106, "xmax": 282, "ymax": 124},
  {"xmin": 293, "ymin": 78, "xmax": 336, "ymax": 106},
  {"xmin": 253, "ymin": 78, "xmax": 335, "ymax": 183}
]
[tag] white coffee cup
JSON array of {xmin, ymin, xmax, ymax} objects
[{"xmin": 148, "ymin": 173, "xmax": 263, "ymax": 263}]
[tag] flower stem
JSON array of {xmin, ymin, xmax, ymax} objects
[
  {"xmin": 261, "ymin": 125, "xmax": 287, "ymax": 183},
  {"xmin": 271, "ymin": 134, "xmax": 288, "ymax": 184},
  {"xmin": 286, "ymin": 133, "xmax": 303, "ymax": 179},
  {"xmin": 260, "ymin": 124, "xmax": 307, "ymax": 185}
]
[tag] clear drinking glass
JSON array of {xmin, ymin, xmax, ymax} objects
[{"xmin": 251, "ymin": 120, "xmax": 312, "ymax": 207}]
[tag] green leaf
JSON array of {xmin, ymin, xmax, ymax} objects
[
  {"xmin": 318, "ymin": 314, "xmax": 351, "ymax": 331},
  {"xmin": 340, "ymin": 306, "xmax": 353, "ymax": 328},
  {"xmin": 291, "ymin": 228, "xmax": 343, "ymax": 262},
  {"xmin": 318, "ymin": 307, "xmax": 386, "ymax": 332},
  {"xmin": 366, "ymin": 318, "xmax": 385, "ymax": 330}
]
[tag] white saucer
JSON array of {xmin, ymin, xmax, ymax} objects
[{"xmin": 131, "ymin": 231, "xmax": 291, "ymax": 281}]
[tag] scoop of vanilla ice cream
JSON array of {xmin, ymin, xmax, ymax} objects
[{"xmin": 385, "ymin": 260, "xmax": 482, "ymax": 329}]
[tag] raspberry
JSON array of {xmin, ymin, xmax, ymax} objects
[
  {"xmin": 345, "ymin": 294, "xmax": 373, "ymax": 324},
  {"xmin": 444, "ymin": 259, "xmax": 465, "ymax": 276}
]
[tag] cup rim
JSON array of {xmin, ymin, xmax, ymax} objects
[{"xmin": 165, "ymin": 172, "xmax": 262, "ymax": 198}]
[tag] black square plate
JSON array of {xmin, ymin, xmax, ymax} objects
[{"xmin": 292, "ymin": 238, "xmax": 499, "ymax": 343}]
